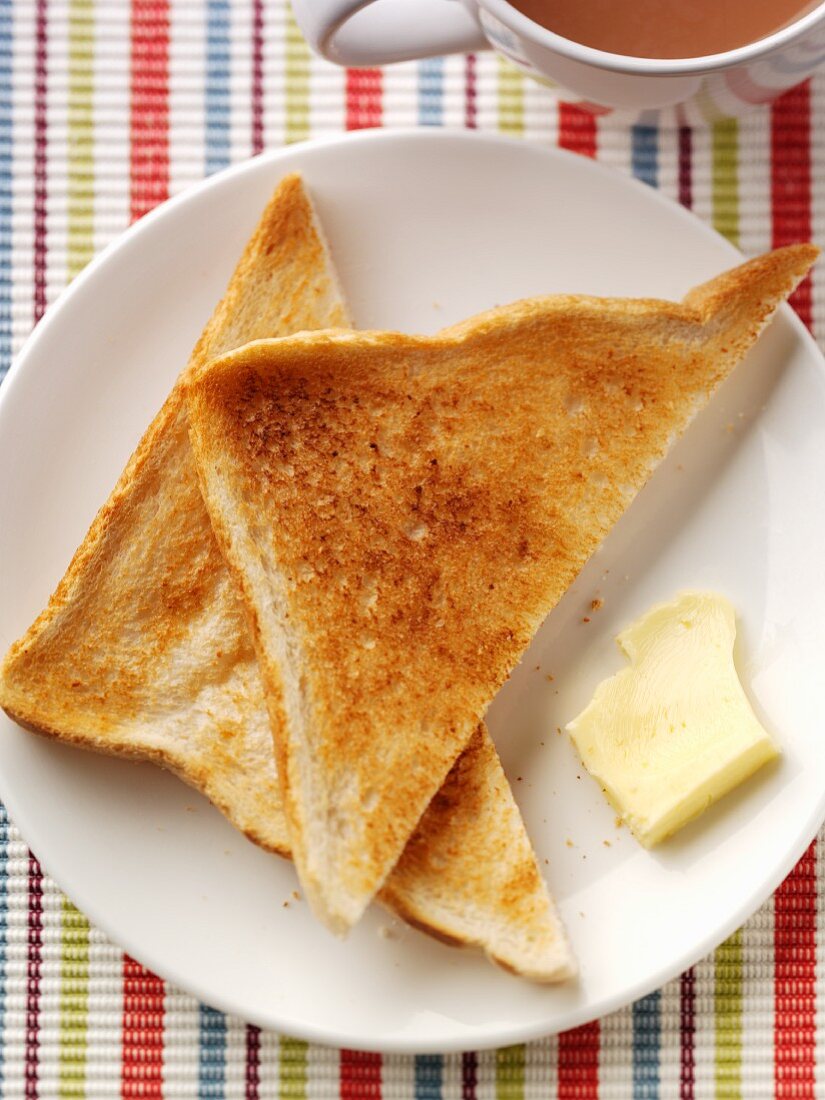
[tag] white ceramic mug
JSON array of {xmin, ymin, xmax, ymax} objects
[{"xmin": 291, "ymin": 0, "xmax": 825, "ymax": 119}]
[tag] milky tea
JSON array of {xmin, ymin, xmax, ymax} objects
[{"xmin": 508, "ymin": 0, "xmax": 821, "ymax": 59}]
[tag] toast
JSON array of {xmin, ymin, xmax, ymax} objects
[
  {"xmin": 186, "ymin": 244, "xmax": 817, "ymax": 932},
  {"xmin": 0, "ymin": 175, "xmax": 574, "ymax": 981}
]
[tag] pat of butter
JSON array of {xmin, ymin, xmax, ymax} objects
[{"xmin": 566, "ymin": 592, "xmax": 779, "ymax": 847}]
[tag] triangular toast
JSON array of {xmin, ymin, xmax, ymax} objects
[
  {"xmin": 1, "ymin": 175, "xmax": 346, "ymax": 849},
  {"xmin": 0, "ymin": 176, "xmax": 574, "ymax": 980},
  {"xmin": 186, "ymin": 244, "xmax": 816, "ymax": 931}
]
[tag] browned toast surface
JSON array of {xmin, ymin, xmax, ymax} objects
[{"xmin": 186, "ymin": 244, "xmax": 816, "ymax": 931}]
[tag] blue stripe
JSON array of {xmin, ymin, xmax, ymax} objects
[
  {"xmin": 631, "ymin": 124, "xmax": 659, "ymax": 188},
  {"xmin": 415, "ymin": 1054, "xmax": 443, "ymax": 1100},
  {"xmin": 205, "ymin": 0, "xmax": 231, "ymax": 175},
  {"xmin": 632, "ymin": 990, "xmax": 660, "ymax": 1099},
  {"xmin": 198, "ymin": 1004, "xmax": 227, "ymax": 1098},
  {"xmin": 418, "ymin": 58, "xmax": 444, "ymax": 127},
  {"xmin": 0, "ymin": 0, "xmax": 12, "ymax": 382}
]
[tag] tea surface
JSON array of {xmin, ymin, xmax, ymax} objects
[{"xmin": 508, "ymin": 0, "xmax": 821, "ymax": 58}]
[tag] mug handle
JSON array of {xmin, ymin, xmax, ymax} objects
[{"xmin": 291, "ymin": 0, "xmax": 489, "ymax": 66}]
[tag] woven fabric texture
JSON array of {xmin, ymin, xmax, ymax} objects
[{"xmin": 0, "ymin": 2, "xmax": 823, "ymax": 1097}]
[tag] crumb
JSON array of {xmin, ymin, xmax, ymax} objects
[
  {"xmin": 433, "ymin": 301, "xmax": 442, "ymax": 310},
  {"xmin": 677, "ymin": 463, "xmax": 684, "ymax": 471},
  {"xmin": 516, "ymin": 776, "xmax": 523, "ymax": 782},
  {"xmin": 582, "ymin": 616, "xmax": 591, "ymax": 623},
  {"xmin": 535, "ymin": 664, "xmax": 541, "ymax": 671},
  {"xmin": 546, "ymin": 673, "xmax": 555, "ymax": 682},
  {"xmin": 185, "ymin": 806, "xmax": 195, "ymax": 813},
  {"xmin": 603, "ymin": 840, "xmax": 611, "ymax": 848},
  {"xmin": 582, "ymin": 854, "xmax": 587, "ymax": 860},
  {"xmin": 579, "ymin": 911, "xmax": 585, "ymax": 918},
  {"xmin": 544, "ymin": 859, "xmax": 549, "ymax": 865},
  {"xmin": 576, "ymin": 775, "xmax": 582, "ymax": 780},
  {"xmin": 292, "ymin": 891, "xmax": 300, "ymax": 902},
  {"xmin": 556, "ymin": 727, "xmax": 562, "ymax": 735},
  {"xmin": 615, "ymin": 816, "xmax": 624, "ymax": 829},
  {"xmin": 378, "ymin": 925, "xmax": 396, "ymax": 940},
  {"xmin": 223, "ymin": 849, "xmax": 231, "ymax": 856},
  {"xmin": 540, "ymin": 741, "xmax": 545, "ymax": 747},
  {"xmin": 591, "ymin": 598, "xmax": 603, "ymax": 611},
  {"xmin": 566, "ymin": 838, "xmax": 574, "ymax": 848},
  {"xmin": 282, "ymin": 901, "xmax": 290, "ymax": 909},
  {"xmin": 726, "ymin": 422, "xmax": 735, "ymax": 433}
]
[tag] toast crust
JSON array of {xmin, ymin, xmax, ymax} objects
[{"xmin": 186, "ymin": 244, "xmax": 817, "ymax": 931}]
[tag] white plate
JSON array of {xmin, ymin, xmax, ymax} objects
[{"xmin": 1, "ymin": 130, "xmax": 824, "ymax": 1054}]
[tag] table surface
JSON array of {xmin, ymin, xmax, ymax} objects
[{"xmin": 0, "ymin": 2, "xmax": 822, "ymax": 1097}]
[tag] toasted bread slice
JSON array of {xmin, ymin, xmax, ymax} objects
[
  {"xmin": 385, "ymin": 723, "xmax": 572, "ymax": 980},
  {"xmin": 187, "ymin": 244, "xmax": 816, "ymax": 932},
  {"xmin": 0, "ymin": 175, "xmax": 574, "ymax": 981},
  {"xmin": 0, "ymin": 174, "xmax": 347, "ymax": 849}
]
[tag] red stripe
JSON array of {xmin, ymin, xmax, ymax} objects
[
  {"xmin": 771, "ymin": 81, "xmax": 813, "ymax": 327},
  {"xmin": 678, "ymin": 127, "xmax": 693, "ymax": 211},
  {"xmin": 123, "ymin": 11, "xmax": 168, "ymax": 1087},
  {"xmin": 27, "ymin": 6, "xmax": 48, "ymax": 1083},
  {"xmin": 33, "ymin": 0, "xmax": 47, "ymax": 326},
  {"xmin": 121, "ymin": 955, "xmax": 165, "ymax": 1098},
  {"xmin": 340, "ymin": 1049, "xmax": 382, "ymax": 1100},
  {"xmin": 251, "ymin": 0, "xmax": 264, "ymax": 154},
  {"xmin": 461, "ymin": 1052, "xmax": 477, "ymax": 1100},
  {"xmin": 679, "ymin": 968, "xmax": 695, "ymax": 1099},
  {"xmin": 130, "ymin": 0, "xmax": 170, "ymax": 223},
  {"xmin": 26, "ymin": 856, "xmax": 43, "ymax": 1099},
  {"xmin": 465, "ymin": 54, "xmax": 477, "ymax": 129},
  {"xmin": 345, "ymin": 69, "xmax": 382, "ymax": 130},
  {"xmin": 557, "ymin": 103, "xmax": 597, "ymax": 158},
  {"xmin": 771, "ymin": 76, "xmax": 815, "ymax": 1100},
  {"xmin": 557, "ymin": 1020, "xmax": 599, "ymax": 1099},
  {"xmin": 245, "ymin": 1024, "xmax": 260, "ymax": 1100},
  {"xmin": 774, "ymin": 843, "xmax": 816, "ymax": 1098}
]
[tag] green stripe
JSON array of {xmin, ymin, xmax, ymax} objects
[
  {"xmin": 711, "ymin": 119, "xmax": 739, "ymax": 249},
  {"xmin": 497, "ymin": 56, "xmax": 524, "ymax": 136},
  {"xmin": 67, "ymin": 0, "xmax": 94, "ymax": 281},
  {"xmin": 711, "ymin": 115, "xmax": 742, "ymax": 1100},
  {"xmin": 280, "ymin": 1036, "xmax": 308, "ymax": 1099},
  {"xmin": 61, "ymin": 5, "xmax": 94, "ymax": 1092},
  {"xmin": 496, "ymin": 1044, "xmax": 525, "ymax": 1100},
  {"xmin": 285, "ymin": 6, "xmax": 310, "ymax": 145},
  {"xmin": 60, "ymin": 900, "xmax": 90, "ymax": 1098},
  {"xmin": 714, "ymin": 929, "xmax": 743, "ymax": 1098}
]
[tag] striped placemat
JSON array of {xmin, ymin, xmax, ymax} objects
[{"xmin": 0, "ymin": 2, "xmax": 823, "ymax": 1096}]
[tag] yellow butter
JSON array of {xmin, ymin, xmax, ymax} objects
[{"xmin": 566, "ymin": 592, "xmax": 779, "ymax": 847}]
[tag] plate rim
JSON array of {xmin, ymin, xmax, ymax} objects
[{"xmin": 0, "ymin": 127, "xmax": 823, "ymax": 1054}]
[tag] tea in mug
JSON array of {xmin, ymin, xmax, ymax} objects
[{"xmin": 508, "ymin": 0, "xmax": 821, "ymax": 58}]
